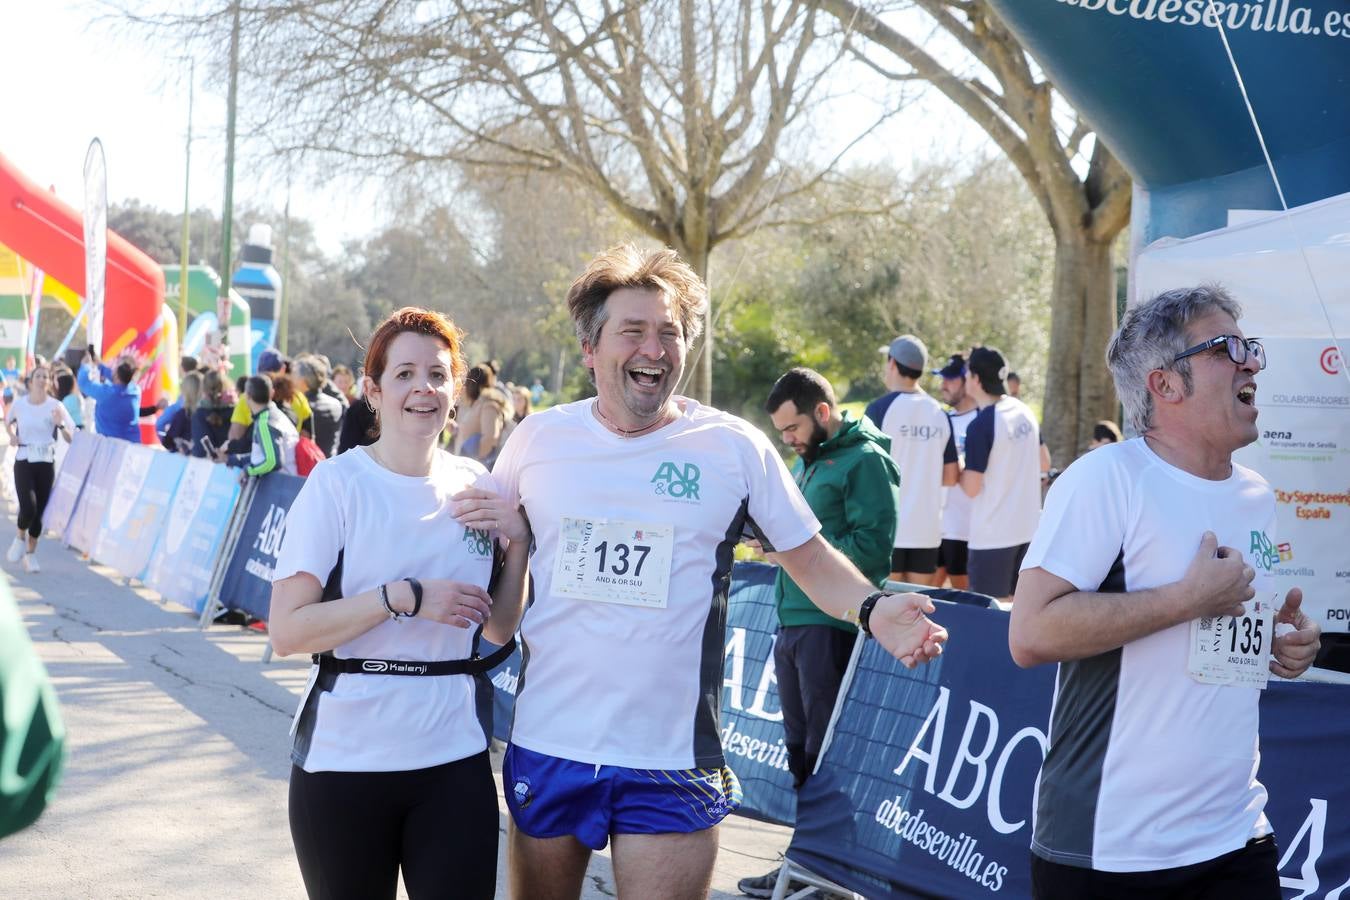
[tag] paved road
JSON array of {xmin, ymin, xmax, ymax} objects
[{"xmin": 0, "ymin": 521, "xmax": 791, "ymax": 899}]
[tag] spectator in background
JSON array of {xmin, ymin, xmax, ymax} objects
[
  {"xmin": 511, "ymin": 384, "xmax": 532, "ymax": 423},
  {"xmin": 337, "ymin": 393, "xmax": 377, "ymax": 454},
  {"xmin": 221, "ymin": 375, "xmax": 298, "ymax": 477},
  {"xmin": 192, "ymin": 369, "xmax": 234, "ymax": 459},
  {"xmin": 530, "ymin": 378, "xmax": 544, "ymax": 405},
  {"xmin": 1088, "ymin": 419, "xmax": 1124, "ymax": 449},
  {"xmin": 456, "ymin": 365, "xmax": 512, "ymax": 466},
  {"xmin": 1006, "ymin": 371, "xmax": 1022, "ymax": 398},
  {"xmin": 294, "ymin": 355, "xmax": 343, "ymax": 459},
  {"xmin": 314, "ymin": 356, "xmax": 349, "ymax": 410},
  {"xmin": 331, "ymin": 364, "xmax": 357, "ymax": 401},
  {"xmin": 739, "ymin": 367, "xmax": 900, "ymax": 897},
  {"xmin": 77, "ymin": 352, "xmax": 142, "ymax": 442},
  {"xmin": 228, "ymin": 350, "xmax": 311, "ymax": 447},
  {"xmin": 161, "ymin": 372, "xmax": 203, "ymax": 454},
  {"xmin": 155, "ymin": 355, "xmax": 200, "ymax": 442},
  {"xmin": 54, "ymin": 370, "xmax": 83, "ymax": 431},
  {"xmin": 959, "ymin": 346, "xmax": 1042, "ymax": 603}
]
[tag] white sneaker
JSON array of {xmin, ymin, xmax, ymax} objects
[
  {"xmin": 22, "ymin": 553, "xmax": 39, "ymax": 574},
  {"xmin": 6, "ymin": 537, "xmax": 25, "ymax": 563}
]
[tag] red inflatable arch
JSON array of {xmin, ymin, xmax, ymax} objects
[{"xmin": 0, "ymin": 152, "xmax": 165, "ymax": 436}]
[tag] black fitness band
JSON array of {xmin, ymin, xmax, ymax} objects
[{"xmin": 402, "ymin": 577, "xmax": 424, "ymax": 617}]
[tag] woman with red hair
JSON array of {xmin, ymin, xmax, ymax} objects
[{"xmin": 269, "ymin": 307, "xmax": 529, "ymax": 899}]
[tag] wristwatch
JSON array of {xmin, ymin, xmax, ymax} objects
[{"xmin": 858, "ymin": 590, "xmax": 886, "ymax": 636}]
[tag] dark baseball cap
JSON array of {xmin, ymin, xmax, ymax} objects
[
  {"xmin": 933, "ymin": 354, "xmax": 966, "ymax": 380},
  {"xmin": 257, "ymin": 349, "xmax": 288, "ymax": 374}
]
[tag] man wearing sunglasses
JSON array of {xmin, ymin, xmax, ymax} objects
[{"xmin": 1009, "ymin": 285, "xmax": 1320, "ymax": 899}]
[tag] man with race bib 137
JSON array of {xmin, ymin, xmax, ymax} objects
[
  {"xmin": 1010, "ymin": 285, "xmax": 1320, "ymax": 899},
  {"xmin": 488, "ymin": 243, "xmax": 948, "ymax": 900}
]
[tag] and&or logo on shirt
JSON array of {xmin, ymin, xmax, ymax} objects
[
  {"xmin": 463, "ymin": 527, "xmax": 493, "ymax": 558},
  {"xmin": 651, "ymin": 461, "xmax": 701, "ymax": 501},
  {"xmin": 1249, "ymin": 531, "xmax": 1281, "ymax": 571}
]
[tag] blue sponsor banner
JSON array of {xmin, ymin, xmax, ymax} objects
[
  {"xmin": 93, "ymin": 449, "xmax": 187, "ymax": 579},
  {"xmin": 721, "ymin": 561, "xmax": 796, "ymax": 826},
  {"xmin": 218, "ymin": 472, "xmax": 305, "ymax": 621},
  {"xmin": 44, "ymin": 431, "xmax": 100, "ymax": 540},
  {"xmin": 789, "ymin": 603, "xmax": 1053, "ymax": 899},
  {"xmin": 1261, "ymin": 679, "xmax": 1350, "ymax": 898},
  {"xmin": 65, "ymin": 438, "xmax": 128, "ymax": 554},
  {"xmin": 145, "ymin": 459, "xmax": 243, "ymax": 614},
  {"xmin": 788, "ymin": 604, "xmax": 1350, "ymax": 899}
]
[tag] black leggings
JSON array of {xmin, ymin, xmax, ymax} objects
[
  {"xmin": 289, "ymin": 751, "xmax": 498, "ymax": 900},
  {"xmin": 14, "ymin": 460, "xmax": 55, "ymax": 539}
]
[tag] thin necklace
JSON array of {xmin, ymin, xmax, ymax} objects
[{"xmin": 594, "ymin": 400, "xmax": 674, "ymax": 438}]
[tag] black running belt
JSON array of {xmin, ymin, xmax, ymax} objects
[{"xmin": 313, "ymin": 638, "xmax": 516, "ymax": 676}]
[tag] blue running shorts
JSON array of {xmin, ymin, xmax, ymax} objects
[{"xmin": 503, "ymin": 743, "xmax": 743, "ymax": 850}]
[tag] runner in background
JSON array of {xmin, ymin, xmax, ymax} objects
[
  {"xmin": 5, "ymin": 366, "xmax": 74, "ymax": 573},
  {"xmin": 933, "ymin": 354, "xmax": 977, "ymax": 590}
]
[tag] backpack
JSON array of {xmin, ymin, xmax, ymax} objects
[{"xmin": 295, "ymin": 434, "xmax": 326, "ymax": 477}]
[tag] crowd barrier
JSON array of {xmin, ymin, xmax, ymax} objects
[
  {"xmin": 787, "ymin": 601, "xmax": 1350, "ymax": 899},
  {"xmin": 44, "ymin": 441, "xmax": 1350, "ymax": 898}
]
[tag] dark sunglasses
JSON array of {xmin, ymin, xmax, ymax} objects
[{"xmin": 1173, "ymin": 335, "xmax": 1266, "ymax": 371}]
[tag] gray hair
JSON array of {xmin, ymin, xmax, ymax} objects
[
  {"xmin": 1107, "ymin": 284, "xmax": 1243, "ymax": 433},
  {"xmin": 293, "ymin": 355, "xmax": 329, "ymax": 393}
]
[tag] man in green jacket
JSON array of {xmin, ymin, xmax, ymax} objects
[
  {"xmin": 739, "ymin": 367, "xmax": 901, "ymax": 898},
  {"xmin": 763, "ymin": 366, "xmax": 900, "ymax": 783}
]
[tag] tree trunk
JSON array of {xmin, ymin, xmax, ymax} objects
[
  {"xmin": 685, "ymin": 242, "xmax": 713, "ymax": 404},
  {"xmin": 1041, "ymin": 236, "xmax": 1118, "ymax": 465}
]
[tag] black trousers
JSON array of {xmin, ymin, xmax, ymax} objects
[
  {"xmin": 289, "ymin": 751, "xmax": 498, "ymax": 900},
  {"xmin": 1031, "ymin": 835, "xmax": 1281, "ymax": 900},
  {"xmin": 773, "ymin": 624, "xmax": 855, "ymax": 788},
  {"xmin": 13, "ymin": 460, "xmax": 55, "ymax": 540}
]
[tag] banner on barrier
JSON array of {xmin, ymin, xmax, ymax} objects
[
  {"xmin": 217, "ymin": 472, "xmax": 305, "ymax": 621},
  {"xmin": 65, "ymin": 438, "xmax": 128, "ymax": 554},
  {"xmin": 721, "ymin": 561, "xmax": 796, "ymax": 826},
  {"xmin": 94, "ymin": 449, "xmax": 187, "ymax": 579},
  {"xmin": 788, "ymin": 605, "xmax": 1350, "ymax": 899},
  {"xmin": 789, "ymin": 603, "xmax": 1053, "ymax": 899},
  {"xmin": 145, "ymin": 460, "xmax": 243, "ymax": 613},
  {"xmin": 44, "ymin": 431, "xmax": 100, "ymax": 540}
]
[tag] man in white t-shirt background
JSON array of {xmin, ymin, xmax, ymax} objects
[
  {"xmin": 865, "ymin": 335, "xmax": 958, "ymax": 586},
  {"xmin": 959, "ymin": 346, "xmax": 1041, "ymax": 602},
  {"xmin": 933, "ymin": 354, "xmax": 978, "ymax": 590},
  {"xmin": 491, "ymin": 243, "xmax": 948, "ymax": 900},
  {"xmin": 1010, "ymin": 285, "xmax": 1320, "ymax": 898}
]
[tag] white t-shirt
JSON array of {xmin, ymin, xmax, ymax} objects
[
  {"xmin": 872, "ymin": 391, "xmax": 956, "ymax": 550},
  {"xmin": 7, "ymin": 396, "xmax": 70, "ymax": 463},
  {"xmin": 940, "ymin": 407, "xmax": 978, "ymax": 542},
  {"xmin": 273, "ymin": 447, "xmax": 498, "ymax": 773},
  {"xmin": 1021, "ymin": 438, "xmax": 1276, "ymax": 872},
  {"xmin": 962, "ymin": 396, "xmax": 1041, "ymax": 550},
  {"xmin": 492, "ymin": 397, "xmax": 820, "ymax": 769}
]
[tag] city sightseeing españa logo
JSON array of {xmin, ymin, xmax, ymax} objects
[
  {"xmin": 1250, "ymin": 531, "xmax": 1281, "ymax": 572},
  {"xmin": 1321, "ymin": 346, "xmax": 1343, "ymax": 376},
  {"xmin": 651, "ymin": 461, "xmax": 701, "ymax": 500}
]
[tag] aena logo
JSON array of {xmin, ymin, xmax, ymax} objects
[{"xmin": 651, "ymin": 461, "xmax": 701, "ymax": 499}]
